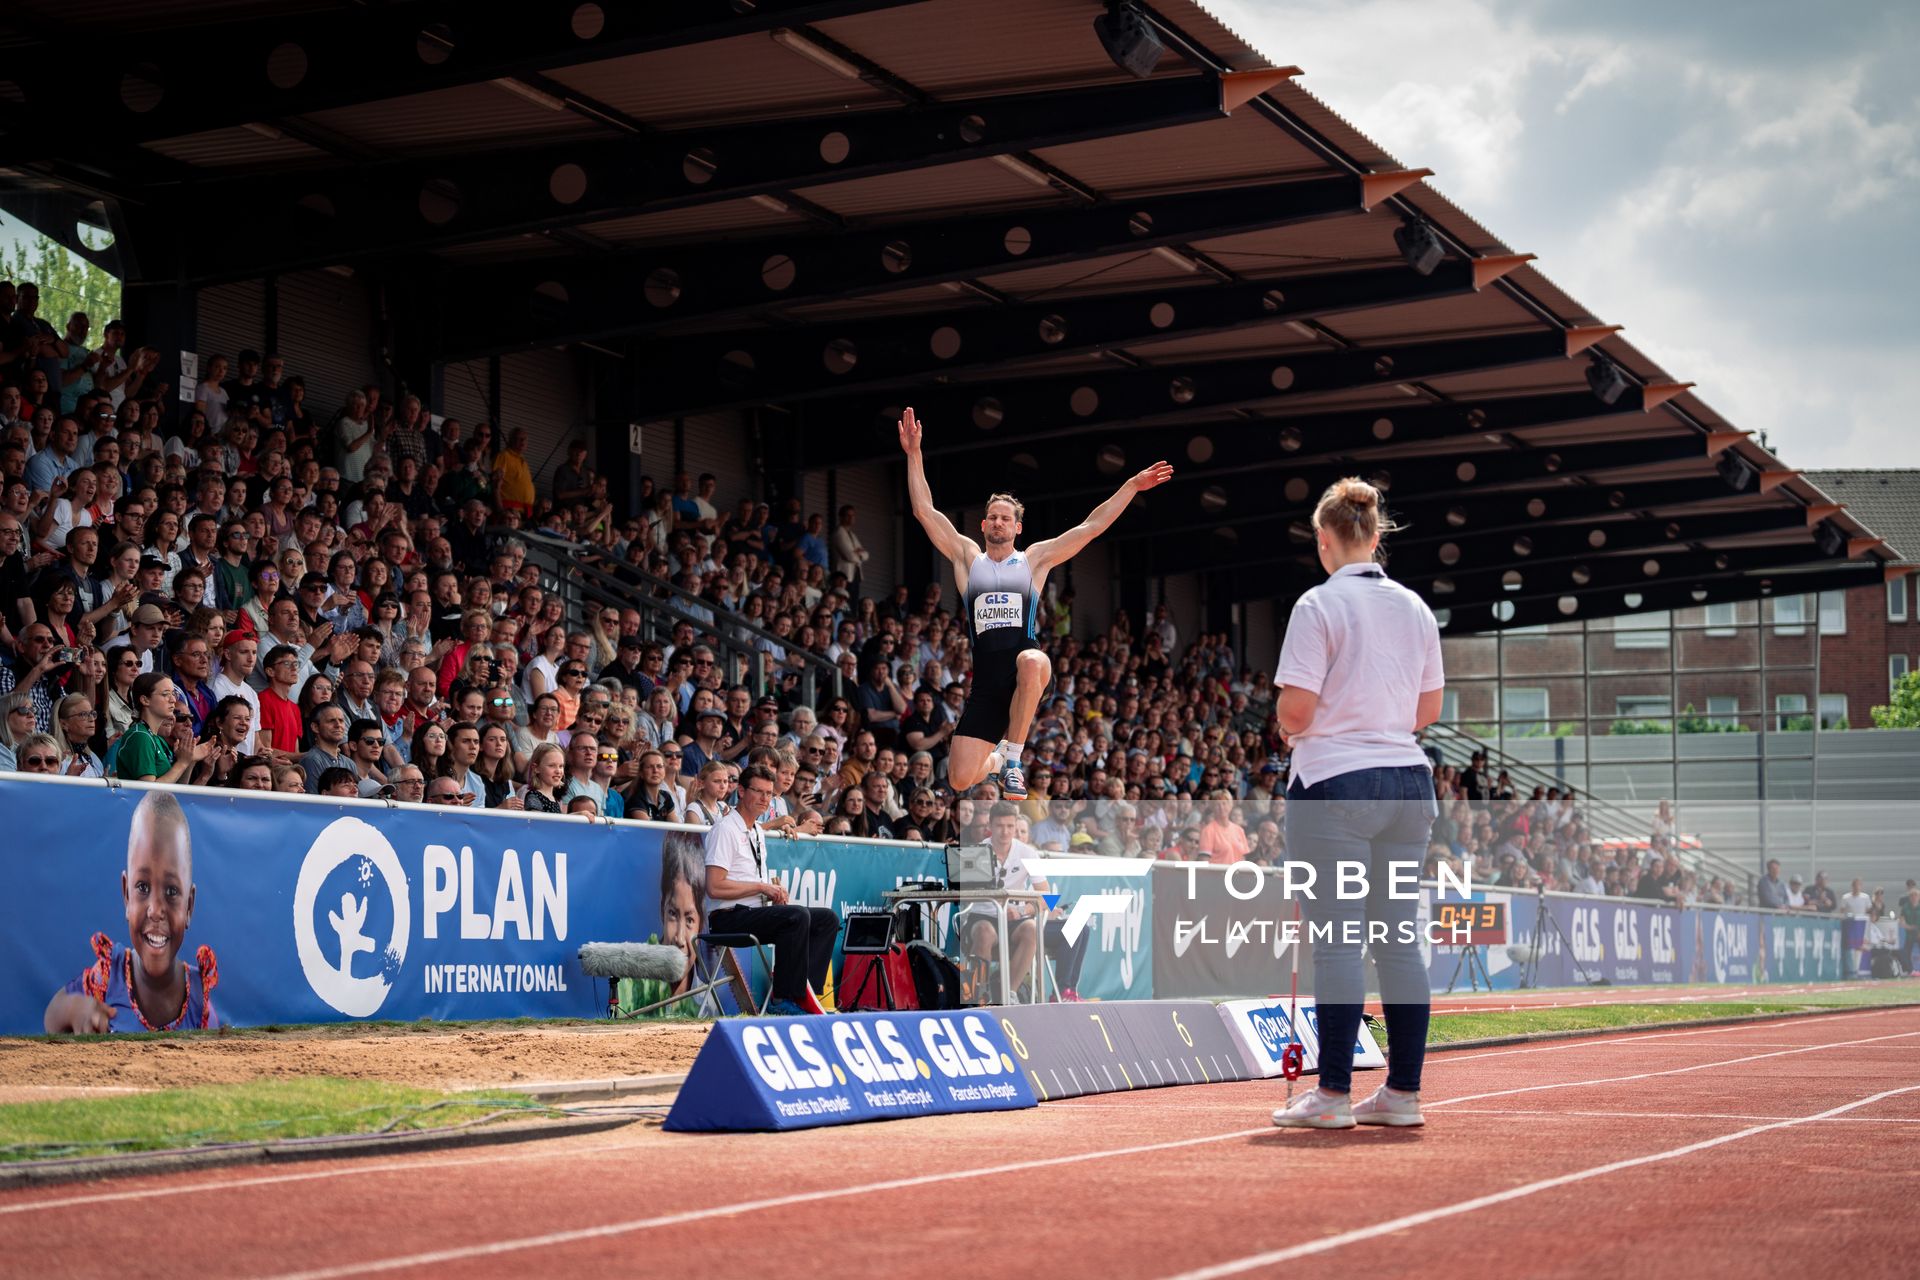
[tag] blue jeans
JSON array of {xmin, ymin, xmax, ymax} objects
[{"xmin": 1284, "ymin": 765, "xmax": 1437, "ymax": 1094}]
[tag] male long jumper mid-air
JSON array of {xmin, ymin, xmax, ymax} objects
[{"xmin": 899, "ymin": 406, "xmax": 1173, "ymax": 799}]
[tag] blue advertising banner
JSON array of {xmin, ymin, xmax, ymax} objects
[
  {"xmin": 664, "ymin": 1009, "xmax": 1036, "ymax": 1132},
  {"xmin": 1424, "ymin": 894, "xmax": 1773, "ymax": 992},
  {"xmin": 4, "ymin": 778, "xmax": 669, "ymax": 1033},
  {"xmin": 0, "ymin": 777, "xmax": 943, "ymax": 1034}
]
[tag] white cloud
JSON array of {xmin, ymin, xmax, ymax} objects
[{"xmin": 1193, "ymin": 0, "xmax": 1920, "ymax": 467}]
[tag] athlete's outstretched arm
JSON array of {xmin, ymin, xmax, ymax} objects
[
  {"xmin": 1028, "ymin": 461, "xmax": 1175, "ymax": 573},
  {"xmin": 898, "ymin": 407, "xmax": 978, "ymax": 562}
]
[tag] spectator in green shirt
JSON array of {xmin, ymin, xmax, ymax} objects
[{"xmin": 115, "ymin": 671, "xmax": 211, "ymax": 784}]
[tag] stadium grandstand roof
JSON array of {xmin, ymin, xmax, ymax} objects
[
  {"xmin": 0, "ymin": 0, "xmax": 1900, "ymax": 630},
  {"xmin": 1804, "ymin": 472, "xmax": 1920, "ymax": 566}
]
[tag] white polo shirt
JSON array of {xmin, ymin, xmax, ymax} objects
[
  {"xmin": 703, "ymin": 809, "xmax": 768, "ymax": 915},
  {"xmin": 1274, "ymin": 562, "xmax": 1442, "ymax": 789}
]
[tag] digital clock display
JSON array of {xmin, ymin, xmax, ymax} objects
[{"xmin": 1433, "ymin": 900, "xmax": 1509, "ymax": 945}]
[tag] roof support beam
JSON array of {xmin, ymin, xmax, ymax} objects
[
  {"xmin": 438, "ymin": 170, "xmax": 1424, "ymax": 357},
  {"xmin": 0, "ymin": 1, "xmax": 937, "ymax": 165},
  {"xmin": 167, "ymin": 72, "xmax": 1294, "ymax": 283},
  {"xmin": 635, "ymin": 254, "xmax": 1525, "ymax": 415},
  {"xmin": 928, "ymin": 385, "xmax": 1666, "ymax": 503},
  {"xmin": 1448, "ymin": 562, "xmax": 1892, "ymax": 633},
  {"xmin": 1097, "ymin": 440, "xmax": 1750, "ymax": 560},
  {"xmin": 797, "ymin": 324, "xmax": 1622, "ymax": 467},
  {"xmin": 1390, "ymin": 506, "xmax": 1821, "ymax": 583}
]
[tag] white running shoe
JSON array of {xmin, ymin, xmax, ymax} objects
[
  {"xmin": 1270, "ymin": 1088, "xmax": 1354, "ymax": 1129},
  {"xmin": 1352, "ymin": 1085, "xmax": 1424, "ymax": 1127}
]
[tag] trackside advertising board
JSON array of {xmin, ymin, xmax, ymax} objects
[
  {"xmin": 995, "ymin": 1000, "xmax": 1254, "ymax": 1101},
  {"xmin": 1216, "ymin": 997, "xmax": 1385, "ymax": 1078},
  {"xmin": 665, "ymin": 1010, "xmax": 1036, "ymax": 1131},
  {"xmin": 0, "ymin": 777, "xmax": 925, "ymax": 1033}
]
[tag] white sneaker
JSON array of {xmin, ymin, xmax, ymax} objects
[
  {"xmin": 1352, "ymin": 1085, "xmax": 1424, "ymax": 1127},
  {"xmin": 1270, "ymin": 1088, "xmax": 1354, "ymax": 1129}
]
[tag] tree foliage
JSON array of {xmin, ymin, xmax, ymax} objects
[
  {"xmin": 2, "ymin": 234, "xmax": 122, "ymax": 326},
  {"xmin": 1871, "ymin": 670, "xmax": 1920, "ymax": 730}
]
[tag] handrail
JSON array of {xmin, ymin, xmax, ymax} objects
[
  {"xmin": 499, "ymin": 526, "xmax": 844, "ymax": 705},
  {"xmin": 1423, "ymin": 721, "xmax": 1752, "ymax": 890}
]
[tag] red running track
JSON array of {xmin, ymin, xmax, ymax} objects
[{"xmin": 7, "ymin": 1005, "xmax": 1920, "ymax": 1280}]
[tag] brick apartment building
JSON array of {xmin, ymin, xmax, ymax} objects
[{"xmin": 1439, "ymin": 470, "xmax": 1918, "ymax": 738}]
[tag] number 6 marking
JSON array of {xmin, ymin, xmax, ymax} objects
[{"xmin": 1172, "ymin": 1011, "xmax": 1194, "ymax": 1047}]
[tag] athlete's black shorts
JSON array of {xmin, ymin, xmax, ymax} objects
[{"xmin": 954, "ymin": 645, "xmax": 1043, "ymax": 744}]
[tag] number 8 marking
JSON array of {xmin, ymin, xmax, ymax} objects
[{"xmin": 1000, "ymin": 1017, "xmax": 1030, "ymax": 1061}]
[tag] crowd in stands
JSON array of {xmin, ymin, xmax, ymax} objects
[{"xmin": 0, "ymin": 283, "xmax": 1904, "ymax": 929}]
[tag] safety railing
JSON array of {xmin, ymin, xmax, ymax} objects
[
  {"xmin": 501, "ymin": 527, "xmax": 845, "ymax": 706},
  {"xmin": 1424, "ymin": 721, "xmax": 1753, "ymax": 892}
]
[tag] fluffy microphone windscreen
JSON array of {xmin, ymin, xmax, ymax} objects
[{"xmin": 576, "ymin": 941, "xmax": 690, "ymax": 985}]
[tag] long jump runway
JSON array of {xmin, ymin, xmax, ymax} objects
[{"xmin": 7, "ymin": 1005, "xmax": 1919, "ymax": 1280}]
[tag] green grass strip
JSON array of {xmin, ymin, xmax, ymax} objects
[
  {"xmin": 1383, "ymin": 984, "xmax": 1920, "ymax": 1048},
  {"xmin": 0, "ymin": 1077, "xmax": 561, "ymax": 1163}
]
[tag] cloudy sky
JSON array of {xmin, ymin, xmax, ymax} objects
[{"xmin": 1203, "ymin": 0, "xmax": 1920, "ymax": 470}]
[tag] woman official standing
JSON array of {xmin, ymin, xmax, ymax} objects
[{"xmin": 1270, "ymin": 478, "xmax": 1444, "ymax": 1130}]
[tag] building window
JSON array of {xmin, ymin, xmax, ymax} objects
[
  {"xmin": 1704, "ymin": 602, "xmax": 1738, "ymax": 636},
  {"xmin": 1774, "ymin": 693, "xmax": 1809, "ymax": 731},
  {"xmin": 1615, "ymin": 695, "xmax": 1672, "ymax": 728},
  {"xmin": 1819, "ymin": 693, "xmax": 1848, "ymax": 730},
  {"xmin": 1818, "ymin": 591, "xmax": 1847, "ymax": 636},
  {"xmin": 1500, "ymin": 687, "xmax": 1548, "ymax": 737},
  {"xmin": 1706, "ymin": 695, "xmax": 1740, "ymax": 728},
  {"xmin": 1440, "ymin": 689, "xmax": 1460, "ymax": 724},
  {"xmin": 1613, "ymin": 610, "xmax": 1671, "ymax": 649},
  {"xmin": 1893, "ymin": 654, "xmax": 1910, "ymax": 694},
  {"xmin": 1892, "ymin": 577, "xmax": 1910, "ymax": 624},
  {"xmin": 1772, "ymin": 594, "xmax": 1808, "ymax": 635}
]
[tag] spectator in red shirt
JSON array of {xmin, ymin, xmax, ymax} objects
[{"xmin": 255, "ymin": 644, "xmax": 304, "ymax": 761}]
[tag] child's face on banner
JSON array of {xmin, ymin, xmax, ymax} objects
[
  {"xmin": 661, "ymin": 880, "xmax": 700, "ymax": 953},
  {"xmin": 123, "ymin": 819, "xmax": 194, "ymax": 981}
]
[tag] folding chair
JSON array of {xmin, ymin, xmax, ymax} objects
[{"xmin": 690, "ymin": 931, "xmax": 775, "ymax": 1017}]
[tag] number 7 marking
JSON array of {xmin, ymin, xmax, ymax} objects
[{"xmin": 1089, "ymin": 1013, "xmax": 1113, "ymax": 1052}]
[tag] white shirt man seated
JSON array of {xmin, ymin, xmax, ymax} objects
[{"xmin": 702, "ymin": 763, "xmax": 840, "ymax": 1016}]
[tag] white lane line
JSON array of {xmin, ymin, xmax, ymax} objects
[
  {"xmin": 254, "ymin": 1126, "xmax": 1272, "ymax": 1280},
  {"xmin": 1429, "ymin": 1029, "xmax": 1920, "ymax": 1108},
  {"xmin": 1161, "ymin": 1082, "xmax": 1920, "ymax": 1280},
  {"xmin": 1446, "ymin": 1108, "xmax": 1920, "ymax": 1124},
  {"xmin": 0, "ymin": 1133, "xmax": 662, "ymax": 1217}
]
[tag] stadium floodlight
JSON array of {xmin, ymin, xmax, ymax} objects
[
  {"xmin": 1392, "ymin": 219, "xmax": 1446, "ymax": 276},
  {"xmin": 1093, "ymin": 2, "xmax": 1164, "ymax": 79},
  {"xmin": 770, "ymin": 27, "xmax": 865, "ymax": 80},
  {"xmin": 1716, "ymin": 449, "xmax": 1760, "ymax": 491},
  {"xmin": 1585, "ymin": 353, "xmax": 1632, "ymax": 406}
]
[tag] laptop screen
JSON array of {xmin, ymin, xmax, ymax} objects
[{"xmin": 945, "ymin": 842, "xmax": 999, "ymax": 891}]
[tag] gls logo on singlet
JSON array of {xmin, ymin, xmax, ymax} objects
[{"xmin": 973, "ymin": 591, "xmax": 1023, "ymax": 632}]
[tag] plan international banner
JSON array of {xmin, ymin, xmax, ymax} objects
[{"xmin": 0, "ymin": 777, "xmax": 930, "ymax": 1033}]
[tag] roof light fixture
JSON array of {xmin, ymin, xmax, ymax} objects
[
  {"xmin": 1094, "ymin": 2, "xmax": 1164, "ymax": 79},
  {"xmin": 1814, "ymin": 520, "xmax": 1846, "ymax": 558},
  {"xmin": 1392, "ymin": 218, "xmax": 1446, "ymax": 276},
  {"xmin": 1585, "ymin": 353, "xmax": 1632, "ymax": 405},
  {"xmin": 1716, "ymin": 449, "xmax": 1760, "ymax": 492},
  {"xmin": 770, "ymin": 27, "xmax": 864, "ymax": 79}
]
